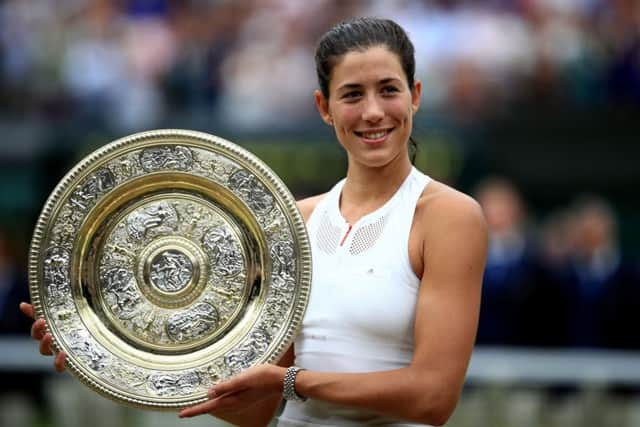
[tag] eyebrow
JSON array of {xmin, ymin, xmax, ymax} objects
[{"xmin": 337, "ymin": 77, "xmax": 403, "ymax": 92}]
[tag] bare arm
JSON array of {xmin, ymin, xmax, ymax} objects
[
  {"xmin": 180, "ymin": 188, "xmax": 487, "ymax": 426},
  {"xmin": 292, "ymin": 190, "xmax": 487, "ymax": 424}
]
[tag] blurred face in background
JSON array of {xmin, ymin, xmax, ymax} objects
[
  {"xmin": 572, "ymin": 201, "xmax": 617, "ymax": 257},
  {"xmin": 476, "ymin": 181, "xmax": 524, "ymax": 235}
]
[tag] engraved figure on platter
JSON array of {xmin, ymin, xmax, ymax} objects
[
  {"xmin": 103, "ymin": 267, "xmax": 140, "ymax": 317},
  {"xmin": 149, "ymin": 250, "xmax": 194, "ymax": 292},
  {"xmin": 202, "ymin": 227, "xmax": 243, "ymax": 276},
  {"xmin": 68, "ymin": 331, "xmax": 107, "ymax": 371},
  {"xmin": 140, "ymin": 146, "xmax": 194, "ymax": 171},
  {"xmin": 70, "ymin": 168, "xmax": 116, "ymax": 210},
  {"xmin": 228, "ymin": 170, "xmax": 274, "ymax": 215},
  {"xmin": 44, "ymin": 246, "xmax": 71, "ymax": 287},
  {"xmin": 271, "ymin": 276, "xmax": 294, "ymax": 293},
  {"xmin": 270, "ymin": 241, "xmax": 295, "ymax": 279},
  {"xmin": 149, "ymin": 372, "xmax": 200, "ymax": 396},
  {"xmin": 126, "ymin": 201, "xmax": 178, "ymax": 240},
  {"xmin": 248, "ymin": 328, "xmax": 271, "ymax": 353},
  {"xmin": 166, "ymin": 302, "xmax": 219, "ymax": 342},
  {"xmin": 44, "ymin": 246, "xmax": 71, "ymax": 304},
  {"xmin": 225, "ymin": 346, "xmax": 257, "ymax": 374}
]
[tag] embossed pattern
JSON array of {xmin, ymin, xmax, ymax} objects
[
  {"xmin": 149, "ymin": 250, "xmax": 194, "ymax": 292},
  {"xmin": 28, "ymin": 130, "xmax": 311, "ymax": 409}
]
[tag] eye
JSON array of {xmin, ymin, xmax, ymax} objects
[
  {"xmin": 341, "ymin": 90, "xmax": 362, "ymax": 100},
  {"xmin": 381, "ymin": 85, "xmax": 400, "ymax": 95}
]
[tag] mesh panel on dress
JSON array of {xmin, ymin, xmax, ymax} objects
[
  {"xmin": 349, "ymin": 215, "xmax": 387, "ymax": 255},
  {"xmin": 316, "ymin": 211, "xmax": 341, "ymax": 254}
]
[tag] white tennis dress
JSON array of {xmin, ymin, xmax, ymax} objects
[{"xmin": 278, "ymin": 167, "xmax": 432, "ymax": 426}]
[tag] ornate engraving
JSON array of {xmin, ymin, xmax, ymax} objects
[
  {"xmin": 166, "ymin": 302, "xmax": 219, "ymax": 342},
  {"xmin": 247, "ymin": 328, "xmax": 271, "ymax": 353},
  {"xmin": 149, "ymin": 371, "xmax": 200, "ymax": 396},
  {"xmin": 106, "ymin": 364, "xmax": 150, "ymax": 392},
  {"xmin": 262, "ymin": 288, "xmax": 294, "ymax": 328},
  {"xmin": 68, "ymin": 330, "xmax": 108, "ymax": 371},
  {"xmin": 126, "ymin": 201, "xmax": 178, "ymax": 240},
  {"xmin": 70, "ymin": 168, "xmax": 115, "ymax": 210},
  {"xmin": 140, "ymin": 146, "xmax": 193, "ymax": 171},
  {"xmin": 225, "ymin": 346, "xmax": 256, "ymax": 373},
  {"xmin": 271, "ymin": 241, "xmax": 295, "ymax": 279},
  {"xmin": 272, "ymin": 276, "xmax": 295, "ymax": 293},
  {"xmin": 202, "ymin": 226, "xmax": 243, "ymax": 277},
  {"xmin": 228, "ymin": 170, "xmax": 274, "ymax": 215},
  {"xmin": 44, "ymin": 246, "xmax": 71, "ymax": 305},
  {"xmin": 149, "ymin": 250, "xmax": 193, "ymax": 293},
  {"xmin": 224, "ymin": 328, "xmax": 271, "ymax": 374},
  {"xmin": 102, "ymin": 268, "xmax": 140, "ymax": 318},
  {"xmin": 109, "ymin": 152, "xmax": 141, "ymax": 180}
]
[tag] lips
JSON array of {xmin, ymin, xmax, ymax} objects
[{"xmin": 354, "ymin": 128, "xmax": 393, "ymax": 143}]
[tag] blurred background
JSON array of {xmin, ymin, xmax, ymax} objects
[{"xmin": 0, "ymin": 0, "xmax": 639, "ymax": 426}]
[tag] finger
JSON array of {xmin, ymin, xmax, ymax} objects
[
  {"xmin": 54, "ymin": 352, "xmax": 66, "ymax": 373},
  {"xmin": 39, "ymin": 333, "xmax": 54, "ymax": 356},
  {"xmin": 210, "ymin": 375, "xmax": 246, "ymax": 397},
  {"xmin": 178, "ymin": 399, "xmax": 220, "ymax": 418},
  {"xmin": 31, "ymin": 319, "xmax": 47, "ymax": 341},
  {"xmin": 210, "ymin": 393, "xmax": 243, "ymax": 410},
  {"xmin": 19, "ymin": 302, "xmax": 34, "ymax": 319}
]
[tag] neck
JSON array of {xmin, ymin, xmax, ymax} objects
[{"xmin": 340, "ymin": 155, "xmax": 413, "ymax": 223}]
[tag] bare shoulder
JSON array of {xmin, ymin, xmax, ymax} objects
[
  {"xmin": 416, "ymin": 180, "xmax": 487, "ymax": 239},
  {"xmin": 296, "ymin": 193, "xmax": 327, "ymax": 222}
]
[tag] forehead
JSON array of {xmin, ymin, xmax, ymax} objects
[{"xmin": 330, "ymin": 45, "xmax": 405, "ymax": 89}]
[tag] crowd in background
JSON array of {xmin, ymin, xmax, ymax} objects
[
  {"xmin": 475, "ymin": 179, "xmax": 639, "ymax": 349},
  {"xmin": 0, "ymin": 0, "xmax": 639, "ymax": 132},
  {"xmin": 0, "ymin": 0, "xmax": 639, "ymax": 349}
]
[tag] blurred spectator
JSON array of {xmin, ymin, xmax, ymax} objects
[
  {"xmin": 562, "ymin": 195, "xmax": 639, "ymax": 349},
  {"xmin": 474, "ymin": 177, "xmax": 538, "ymax": 346},
  {"xmin": 1, "ymin": 0, "xmax": 638, "ymax": 129},
  {"xmin": 529, "ymin": 209, "xmax": 578, "ymax": 347}
]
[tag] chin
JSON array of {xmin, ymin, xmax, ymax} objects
[{"xmin": 355, "ymin": 153, "xmax": 398, "ymax": 169}]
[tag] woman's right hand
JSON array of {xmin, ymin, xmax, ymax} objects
[{"xmin": 19, "ymin": 302, "xmax": 67, "ymax": 372}]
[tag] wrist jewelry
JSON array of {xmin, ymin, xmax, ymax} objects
[{"xmin": 283, "ymin": 366, "xmax": 307, "ymax": 402}]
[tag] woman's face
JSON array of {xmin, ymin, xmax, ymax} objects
[{"xmin": 315, "ymin": 45, "xmax": 421, "ymax": 169}]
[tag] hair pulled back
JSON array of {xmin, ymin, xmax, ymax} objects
[{"xmin": 314, "ymin": 17, "xmax": 416, "ymax": 99}]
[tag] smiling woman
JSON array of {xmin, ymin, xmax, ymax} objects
[
  {"xmin": 180, "ymin": 18, "xmax": 486, "ymax": 427},
  {"xmin": 21, "ymin": 17, "xmax": 487, "ymax": 427}
]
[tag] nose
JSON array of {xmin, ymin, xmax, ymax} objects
[{"xmin": 361, "ymin": 95, "xmax": 384, "ymax": 123}]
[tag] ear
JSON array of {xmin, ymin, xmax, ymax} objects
[
  {"xmin": 411, "ymin": 80, "xmax": 422, "ymax": 114},
  {"xmin": 314, "ymin": 89, "xmax": 333, "ymax": 125}
]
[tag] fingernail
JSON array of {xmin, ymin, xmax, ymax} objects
[{"xmin": 208, "ymin": 389, "xmax": 217, "ymax": 398}]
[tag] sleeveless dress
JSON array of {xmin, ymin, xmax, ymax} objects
[{"xmin": 277, "ymin": 167, "xmax": 432, "ymax": 427}]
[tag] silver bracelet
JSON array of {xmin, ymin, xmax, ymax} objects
[{"xmin": 282, "ymin": 366, "xmax": 307, "ymax": 402}]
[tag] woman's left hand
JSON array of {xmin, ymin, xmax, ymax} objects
[{"xmin": 178, "ymin": 364, "xmax": 286, "ymax": 418}]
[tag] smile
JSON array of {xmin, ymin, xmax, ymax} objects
[{"xmin": 354, "ymin": 128, "xmax": 393, "ymax": 141}]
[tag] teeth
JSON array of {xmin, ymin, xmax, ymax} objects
[{"xmin": 362, "ymin": 131, "xmax": 387, "ymax": 139}]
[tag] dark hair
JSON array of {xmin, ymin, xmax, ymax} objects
[
  {"xmin": 315, "ymin": 17, "xmax": 419, "ymax": 163},
  {"xmin": 315, "ymin": 17, "xmax": 416, "ymax": 98}
]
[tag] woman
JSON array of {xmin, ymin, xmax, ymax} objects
[{"xmin": 22, "ymin": 17, "xmax": 487, "ymax": 427}]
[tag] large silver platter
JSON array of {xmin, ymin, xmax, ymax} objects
[{"xmin": 28, "ymin": 129, "xmax": 311, "ymax": 409}]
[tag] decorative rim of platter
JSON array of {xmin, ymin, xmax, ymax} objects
[{"xmin": 28, "ymin": 129, "xmax": 311, "ymax": 409}]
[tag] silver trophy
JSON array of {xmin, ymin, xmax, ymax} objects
[{"xmin": 28, "ymin": 129, "xmax": 312, "ymax": 409}]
